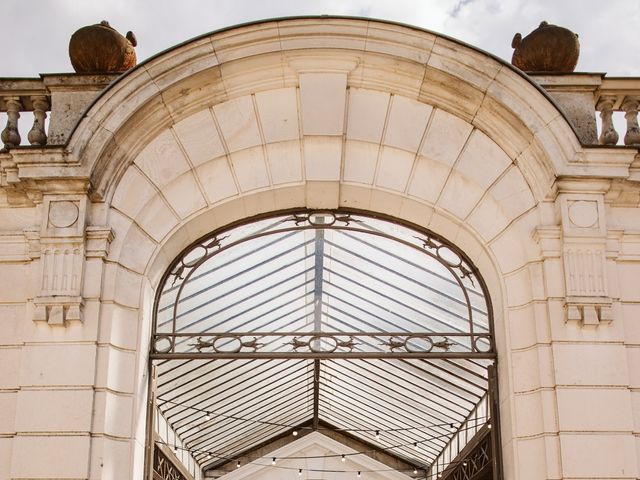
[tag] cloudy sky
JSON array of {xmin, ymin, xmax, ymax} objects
[{"xmin": 3, "ymin": 0, "xmax": 639, "ymax": 77}]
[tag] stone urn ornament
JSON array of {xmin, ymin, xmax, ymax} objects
[
  {"xmin": 69, "ymin": 20, "xmax": 137, "ymax": 73},
  {"xmin": 511, "ymin": 21, "xmax": 580, "ymax": 72}
]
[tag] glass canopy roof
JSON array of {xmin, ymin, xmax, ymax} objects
[{"xmin": 152, "ymin": 210, "xmax": 495, "ymax": 475}]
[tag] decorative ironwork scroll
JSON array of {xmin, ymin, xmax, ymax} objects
[
  {"xmin": 153, "ymin": 446, "xmax": 188, "ymax": 480},
  {"xmin": 152, "ymin": 209, "xmax": 495, "ymax": 360},
  {"xmin": 448, "ymin": 433, "xmax": 492, "ymax": 480}
]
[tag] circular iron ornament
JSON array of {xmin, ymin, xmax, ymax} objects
[
  {"xmin": 473, "ymin": 335, "xmax": 492, "ymax": 353},
  {"xmin": 404, "ymin": 335, "xmax": 434, "ymax": 353},
  {"xmin": 308, "ymin": 212, "xmax": 337, "ymax": 226},
  {"xmin": 182, "ymin": 245, "xmax": 207, "ymax": 268},
  {"xmin": 212, "ymin": 336, "xmax": 243, "ymax": 353},
  {"xmin": 154, "ymin": 335, "xmax": 174, "ymax": 354},
  {"xmin": 436, "ymin": 246, "xmax": 462, "ymax": 268},
  {"xmin": 308, "ymin": 335, "xmax": 338, "ymax": 353}
]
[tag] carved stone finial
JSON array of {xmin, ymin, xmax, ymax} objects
[
  {"xmin": 511, "ymin": 21, "xmax": 580, "ymax": 72},
  {"xmin": 69, "ymin": 21, "xmax": 137, "ymax": 73}
]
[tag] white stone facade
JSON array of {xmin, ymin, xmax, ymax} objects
[{"xmin": 0, "ymin": 17, "xmax": 639, "ymax": 479}]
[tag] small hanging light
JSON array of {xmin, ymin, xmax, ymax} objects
[
  {"xmin": 413, "ymin": 442, "xmax": 419, "ymax": 450},
  {"xmin": 298, "ymin": 469, "xmax": 303, "ymax": 476},
  {"xmin": 206, "ymin": 453, "xmax": 212, "ymax": 460},
  {"xmin": 487, "ymin": 423, "xmax": 492, "ymax": 429},
  {"xmin": 375, "ymin": 430, "xmax": 380, "ymax": 440},
  {"xmin": 463, "ymin": 461, "xmax": 468, "ymax": 467},
  {"xmin": 357, "ymin": 471, "xmax": 361, "ymax": 478},
  {"xmin": 236, "ymin": 460, "xmax": 241, "ymax": 468},
  {"xmin": 413, "ymin": 468, "xmax": 418, "ymax": 474},
  {"xmin": 204, "ymin": 412, "xmax": 211, "ymax": 421},
  {"xmin": 341, "ymin": 454, "xmax": 346, "ymax": 462},
  {"xmin": 449, "ymin": 423, "xmax": 456, "ymax": 432},
  {"xmin": 272, "ymin": 457, "xmax": 276, "ymax": 466},
  {"xmin": 293, "ymin": 429, "xmax": 299, "ymax": 436}
]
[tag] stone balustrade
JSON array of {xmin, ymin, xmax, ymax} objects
[
  {"xmin": 0, "ymin": 79, "xmax": 50, "ymax": 148},
  {"xmin": 0, "ymin": 74, "xmax": 119, "ymax": 149},
  {"xmin": 1, "ymin": 72, "xmax": 639, "ymax": 151},
  {"xmin": 531, "ymin": 73, "xmax": 640, "ymax": 146},
  {"xmin": 594, "ymin": 77, "xmax": 640, "ymax": 145}
]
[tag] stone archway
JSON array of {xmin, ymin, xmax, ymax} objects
[{"xmin": 61, "ymin": 17, "xmax": 588, "ymax": 480}]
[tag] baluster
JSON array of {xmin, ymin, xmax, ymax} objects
[
  {"xmin": 27, "ymin": 95, "xmax": 48, "ymax": 146},
  {"xmin": 597, "ymin": 96, "xmax": 619, "ymax": 145},
  {"xmin": 1, "ymin": 97, "xmax": 22, "ymax": 148},
  {"xmin": 622, "ymin": 97, "xmax": 640, "ymax": 145}
]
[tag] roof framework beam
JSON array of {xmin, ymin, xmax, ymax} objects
[{"xmin": 312, "ymin": 224, "xmax": 325, "ymax": 430}]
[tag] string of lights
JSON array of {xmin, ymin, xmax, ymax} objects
[
  {"xmin": 157, "ymin": 425, "xmax": 490, "ymax": 480},
  {"xmin": 158, "ymin": 418, "xmax": 491, "ymax": 467},
  {"xmin": 157, "ymin": 396, "xmax": 488, "ymax": 435}
]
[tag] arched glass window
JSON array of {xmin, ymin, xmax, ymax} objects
[{"xmin": 150, "ymin": 209, "xmax": 500, "ymax": 479}]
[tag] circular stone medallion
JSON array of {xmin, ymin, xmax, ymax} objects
[
  {"xmin": 49, "ymin": 201, "xmax": 79, "ymax": 228},
  {"xmin": 568, "ymin": 201, "xmax": 598, "ymax": 228}
]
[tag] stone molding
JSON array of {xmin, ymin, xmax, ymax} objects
[
  {"xmin": 559, "ymin": 190, "xmax": 613, "ymax": 326},
  {"xmin": 29, "ymin": 193, "xmax": 113, "ymax": 325}
]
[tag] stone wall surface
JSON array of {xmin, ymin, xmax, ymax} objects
[{"xmin": 0, "ymin": 17, "xmax": 639, "ymax": 480}]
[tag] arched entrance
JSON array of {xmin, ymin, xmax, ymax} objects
[
  {"xmin": 47, "ymin": 16, "xmax": 589, "ymax": 480},
  {"xmin": 147, "ymin": 209, "xmax": 502, "ymax": 479}
]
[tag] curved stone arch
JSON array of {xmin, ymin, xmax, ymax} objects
[
  {"xmin": 102, "ymin": 182, "xmax": 546, "ymax": 478},
  {"xmin": 66, "ymin": 17, "xmax": 581, "ymax": 203},
  {"xmin": 83, "ymin": 17, "xmax": 571, "ymax": 480}
]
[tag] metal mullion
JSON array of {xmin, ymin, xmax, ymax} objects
[
  {"xmin": 357, "ymin": 358, "xmax": 476, "ymax": 414},
  {"xmin": 158, "ymin": 236, "xmax": 310, "ymax": 312},
  {"xmin": 161, "ymin": 358, "xmax": 301, "ymax": 416},
  {"xmin": 322, "ymin": 289, "xmax": 418, "ymax": 336},
  {"xmin": 325, "ymin": 362, "xmax": 456, "ymax": 437},
  {"xmin": 188, "ymin": 394, "xmax": 311, "ymax": 449},
  {"xmin": 186, "ymin": 366, "xmax": 311, "ymax": 427},
  {"xmin": 416, "ymin": 358, "xmax": 489, "ymax": 391},
  {"xmin": 160, "ymin": 359, "xmax": 263, "ymax": 411},
  {"xmin": 316, "ymin": 386, "xmax": 446, "ymax": 456},
  {"xmin": 316, "ymin": 397, "xmax": 439, "ymax": 463},
  {"xmin": 333, "ymin": 230, "xmax": 487, "ymax": 309},
  {"xmin": 175, "ymin": 269, "xmax": 314, "ymax": 333},
  {"xmin": 325, "ymin": 363, "xmax": 457, "ymax": 434},
  {"xmin": 159, "ymin": 237, "xmax": 312, "ymax": 316},
  {"xmin": 160, "ymin": 229, "xmax": 305, "ymax": 300},
  {"xmin": 433, "ymin": 356, "xmax": 492, "ymax": 382},
  {"xmin": 390, "ymin": 358, "xmax": 485, "ymax": 400},
  {"xmin": 181, "ymin": 382, "xmax": 309, "ymax": 442},
  {"xmin": 173, "ymin": 367, "xmax": 310, "ymax": 431},
  {"xmin": 192, "ymin": 401, "xmax": 312, "ymax": 456},
  {"xmin": 321, "ymin": 296, "xmax": 470, "ymax": 356},
  {"xmin": 323, "ymin": 281, "xmax": 466, "ymax": 338},
  {"xmin": 188, "ymin": 393, "xmax": 310, "ymax": 448},
  {"xmin": 170, "ymin": 299, "xmax": 317, "ymax": 359},
  {"xmin": 171, "ymin": 294, "xmax": 315, "ymax": 353},
  {"xmin": 325, "ymin": 241, "xmax": 473, "ymax": 320},
  {"xmin": 164, "ymin": 359, "xmax": 308, "ymax": 421},
  {"xmin": 158, "ymin": 357, "xmax": 266, "ymax": 395},
  {"xmin": 376, "ymin": 358, "xmax": 483, "ymax": 404},
  {"xmin": 325, "ymin": 265, "xmax": 470, "ymax": 333},
  {"xmin": 156, "ymin": 357, "xmax": 207, "ymax": 380},
  {"xmin": 162, "ymin": 248, "xmax": 311, "ymax": 327},
  {"xmin": 352, "ymin": 359, "xmax": 473, "ymax": 420}
]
